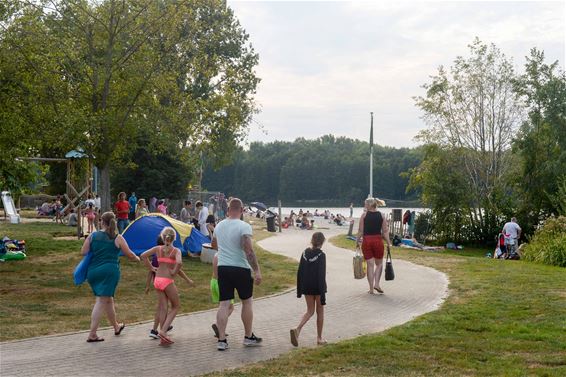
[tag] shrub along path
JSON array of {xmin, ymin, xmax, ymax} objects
[{"xmin": 0, "ymin": 223, "xmax": 448, "ymax": 377}]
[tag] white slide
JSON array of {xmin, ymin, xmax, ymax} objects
[{"xmin": 1, "ymin": 191, "xmax": 21, "ymax": 224}]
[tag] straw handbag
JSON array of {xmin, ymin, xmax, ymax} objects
[{"xmin": 353, "ymin": 247, "xmax": 366, "ymax": 279}]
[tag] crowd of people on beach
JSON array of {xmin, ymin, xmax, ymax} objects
[
  {"xmin": 282, "ymin": 208, "xmax": 353, "ymax": 230},
  {"xmin": 78, "ymin": 195, "xmax": 398, "ymax": 351}
]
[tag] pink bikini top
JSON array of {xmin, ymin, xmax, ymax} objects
[{"xmin": 157, "ymin": 246, "xmax": 177, "ymax": 264}]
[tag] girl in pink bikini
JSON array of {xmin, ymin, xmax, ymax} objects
[{"xmin": 141, "ymin": 227, "xmax": 182, "ymax": 345}]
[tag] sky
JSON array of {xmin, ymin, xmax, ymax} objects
[{"xmin": 228, "ymin": 0, "xmax": 566, "ymax": 148}]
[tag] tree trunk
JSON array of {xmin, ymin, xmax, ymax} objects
[{"xmin": 100, "ymin": 165, "xmax": 112, "ymax": 212}]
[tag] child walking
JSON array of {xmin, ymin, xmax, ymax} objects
[
  {"xmin": 210, "ymin": 253, "xmax": 234, "ymax": 338},
  {"xmin": 290, "ymin": 232, "xmax": 327, "ymax": 347},
  {"xmin": 145, "ymin": 235, "xmax": 193, "ymax": 339},
  {"xmin": 141, "ymin": 227, "xmax": 184, "ymax": 345},
  {"xmin": 85, "ymin": 202, "xmax": 96, "ymax": 234}
]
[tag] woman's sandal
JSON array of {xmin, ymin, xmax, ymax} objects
[
  {"xmin": 114, "ymin": 323, "xmax": 125, "ymax": 335},
  {"xmin": 86, "ymin": 337, "xmax": 105, "ymax": 343},
  {"xmin": 374, "ymin": 287, "xmax": 384, "ymax": 294},
  {"xmin": 290, "ymin": 328, "xmax": 299, "ymax": 347}
]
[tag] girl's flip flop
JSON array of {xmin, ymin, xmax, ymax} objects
[
  {"xmin": 290, "ymin": 328, "xmax": 299, "ymax": 347},
  {"xmin": 114, "ymin": 323, "xmax": 125, "ymax": 335}
]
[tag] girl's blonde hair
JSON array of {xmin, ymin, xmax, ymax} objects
[
  {"xmin": 137, "ymin": 198, "xmax": 146, "ymax": 206},
  {"xmin": 160, "ymin": 227, "xmax": 176, "ymax": 245},
  {"xmin": 311, "ymin": 232, "xmax": 326, "ymax": 249},
  {"xmin": 101, "ymin": 212, "xmax": 118, "ymax": 239}
]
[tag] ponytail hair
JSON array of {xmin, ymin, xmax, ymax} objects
[
  {"xmin": 101, "ymin": 211, "xmax": 118, "ymax": 239},
  {"xmin": 160, "ymin": 227, "xmax": 176, "ymax": 246},
  {"xmin": 311, "ymin": 232, "xmax": 326, "ymax": 249}
]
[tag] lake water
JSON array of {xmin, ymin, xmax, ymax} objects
[{"xmin": 271, "ymin": 207, "xmax": 428, "ymax": 219}]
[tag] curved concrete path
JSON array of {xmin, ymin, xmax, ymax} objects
[{"xmin": 0, "ymin": 224, "xmax": 448, "ymax": 377}]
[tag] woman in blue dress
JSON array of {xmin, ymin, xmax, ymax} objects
[{"xmin": 80, "ymin": 211, "xmax": 140, "ymax": 342}]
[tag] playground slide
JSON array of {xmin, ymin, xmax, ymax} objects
[{"xmin": 1, "ymin": 191, "xmax": 21, "ymax": 224}]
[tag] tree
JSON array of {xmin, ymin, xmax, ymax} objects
[
  {"xmin": 111, "ymin": 144, "xmax": 193, "ymax": 201},
  {"xmin": 202, "ymin": 135, "xmax": 422, "ymax": 205},
  {"xmin": 413, "ymin": 38, "xmax": 523, "ymax": 242},
  {"xmin": 1, "ymin": 0, "xmax": 259, "ymax": 209},
  {"xmin": 512, "ymin": 48, "xmax": 566, "ymax": 229}
]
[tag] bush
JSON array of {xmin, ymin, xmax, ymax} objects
[{"xmin": 522, "ymin": 216, "xmax": 566, "ymax": 267}]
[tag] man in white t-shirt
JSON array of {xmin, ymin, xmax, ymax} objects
[
  {"xmin": 196, "ymin": 201, "xmax": 209, "ymax": 237},
  {"xmin": 502, "ymin": 217, "xmax": 522, "ymax": 248},
  {"xmin": 212, "ymin": 198, "xmax": 262, "ymax": 351}
]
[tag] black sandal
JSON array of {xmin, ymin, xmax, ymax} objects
[
  {"xmin": 86, "ymin": 337, "xmax": 105, "ymax": 342},
  {"xmin": 114, "ymin": 323, "xmax": 125, "ymax": 335}
]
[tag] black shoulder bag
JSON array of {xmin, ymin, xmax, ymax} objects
[{"xmin": 385, "ymin": 246, "xmax": 395, "ymax": 281}]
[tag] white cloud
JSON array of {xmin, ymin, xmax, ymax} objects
[{"xmin": 229, "ymin": 1, "xmax": 566, "ymax": 147}]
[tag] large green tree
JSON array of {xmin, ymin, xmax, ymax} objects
[
  {"xmin": 413, "ymin": 39, "xmax": 523, "ymax": 242},
  {"xmin": 1, "ymin": 0, "xmax": 259, "ymax": 209},
  {"xmin": 512, "ymin": 48, "xmax": 566, "ymax": 230}
]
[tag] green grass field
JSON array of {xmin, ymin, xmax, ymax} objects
[
  {"xmin": 208, "ymin": 234, "xmax": 566, "ymax": 376},
  {"xmin": 0, "ymin": 220, "xmax": 296, "ymax": 341}
]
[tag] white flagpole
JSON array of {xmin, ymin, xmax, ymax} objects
[{"xmin": 369, "ymin": 112, "xmax": 374, "ymax": 198}]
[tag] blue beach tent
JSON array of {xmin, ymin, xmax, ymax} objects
[{"xmin": 122, "ymin": 213, "xmax": 209, "ymax": 256}]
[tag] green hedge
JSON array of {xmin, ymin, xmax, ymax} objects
[{"xmin": 522, "ymin": 216, "xmax": 566, "ymax": 267}]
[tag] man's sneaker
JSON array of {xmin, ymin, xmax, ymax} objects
[
  {"xmin": 243, "ymin": 333, "xmax": 262, "ymax": 346},
  {"xmin": 217, "ymin": 339, "xmax": 229, "ymax": 351},
  {"xmin": 150, "ymin": 326, "xmax": 172, "ymax": 339}
]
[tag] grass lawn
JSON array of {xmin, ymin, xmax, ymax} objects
[
  {"xmin": 0, "ymin": 218, "xmax": 296, "ymax": 341},
  {"xmin": 209, "ymin": 234, "xmax": 566, "ymax": 376}
]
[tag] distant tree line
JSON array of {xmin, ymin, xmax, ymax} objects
[{"xmin": 202, "ymin": 135, "xmax": 423, "ymax": 206}]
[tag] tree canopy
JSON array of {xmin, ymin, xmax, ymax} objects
[
  {"xmin": 1, "ymin": 0, "xmax": 259, "ymax": 209},
  {"xmin": 203, "ymin": 135, "xmax": 423, "ymax": 205}
]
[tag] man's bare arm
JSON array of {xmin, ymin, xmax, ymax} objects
[{"xmin": 243, "ymin": 235, "xmax": 260, "ymax": 272}]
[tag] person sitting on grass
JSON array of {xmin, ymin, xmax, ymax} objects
[
  {"xmin": 300, "ymin": 214, "xmax": 311, "ymax": 230},
  {"xmin": 145, "ymin": 235, "xmax": 193, "ymax": 340},
  {"xmin": 290, "ymin": 232, "xmax": 327, "ymax": 347}
]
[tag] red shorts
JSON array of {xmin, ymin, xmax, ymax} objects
[{"xmin": 362, "ymin": 235, "xmax": 384, "ymax": 260}]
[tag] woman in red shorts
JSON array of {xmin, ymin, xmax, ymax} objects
[{"xmin": 356, "ymin": 197, "xmax": 391, "ymax": 294}]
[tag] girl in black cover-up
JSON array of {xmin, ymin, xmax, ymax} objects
[{"xmin": 290, "ymin": 232, "xmax": 327, "ymax": 347}]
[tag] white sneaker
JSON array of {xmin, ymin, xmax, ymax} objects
[
  {"xmin": 217, "ymin": 339, "xmax": 229, "ymax": 351},
  {"xmin": 243, "ymin": 333, "xmax": 262, "ymax": 347}
]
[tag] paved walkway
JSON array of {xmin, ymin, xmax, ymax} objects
[{"xmin": 1, "ymin": 224, "xmax": 448, "ymax": 377}]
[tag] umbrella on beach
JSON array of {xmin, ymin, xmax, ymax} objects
[{"xmin": 250, "ymin": 202, "xmax": 268, "ymax": 211}]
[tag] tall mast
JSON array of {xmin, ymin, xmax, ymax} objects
[{"xmin": 369, "ymin": 112, "xmax": 374, "ymax": 198}]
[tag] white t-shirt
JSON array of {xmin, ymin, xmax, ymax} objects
[
  {"xmin": 94, "ymin": 197, "xmax": 101, "ymax": 209},
  {"xmin": 503, "ymin": 221, "xmax": 521, "ymax": 240},
  {"xmin": 214, "ymin": 218, "xmax": 253, "ymax": 269},
  {"xmin": 85, "ymin": 199, "xmax": 96, "ymax": 208},
  {"xmin": 198, "ymin": 206, "xmax": 209, "ymax": 236}
]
